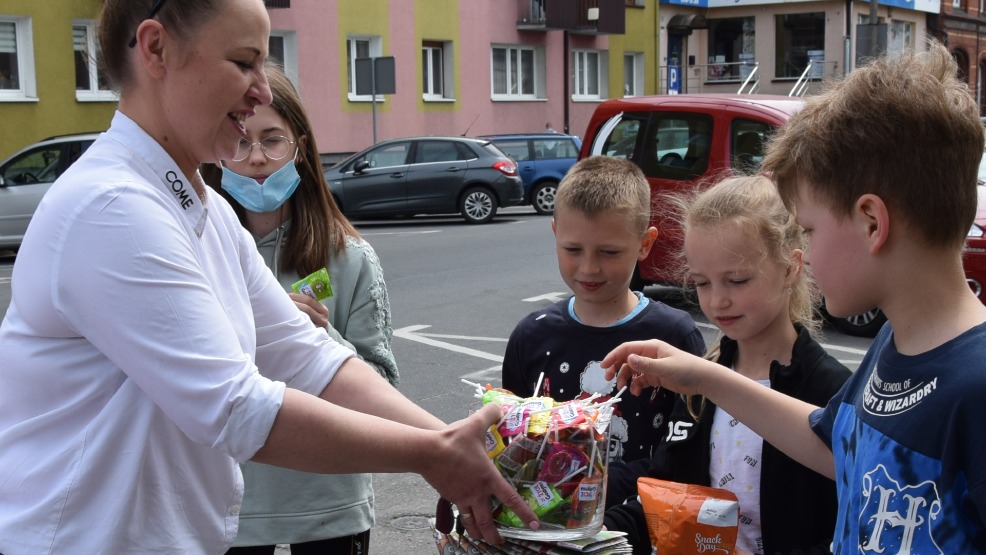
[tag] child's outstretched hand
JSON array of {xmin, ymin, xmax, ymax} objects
[{"xmin": 602, "ymin": 339, "xmax": 720, "ymax": 397}]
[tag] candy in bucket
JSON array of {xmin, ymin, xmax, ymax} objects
[{"xmin": 462, "ymin": 378, "xmax": 622, "ymax": 541}]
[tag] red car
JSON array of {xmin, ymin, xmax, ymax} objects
[
  {"xmin": 580, "ymin": 94, "xmax": 986, "ymax": 336},
  {"xmin": 965, "ymin": 183, "xmax": 986, "ymax": 303}
]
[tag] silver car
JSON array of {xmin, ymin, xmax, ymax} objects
[{"xmin": 0, "ymin": 133, "xmax": 98, "ymax": 250}]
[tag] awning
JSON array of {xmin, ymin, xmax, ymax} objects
[{"xmin": 667, "ymin": 14, "xmax": 709, "ymax": 35}]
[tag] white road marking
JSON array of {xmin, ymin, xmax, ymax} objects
[
  {"xmin": 396, "ymin": 319, "xmax": 866, "ymax": 373},
  {"xmin": 462, "ymin": 365, "xmax": 504, "ymax": 382},
  {"xmin": 415, "ymin": 332, "xmax": 507, "ymax": 342},
  {"xmin": 523, "ymin": 292, "xmax": 568, "ymax": 303},
  {"xmin": 394, "ymin": 325, "xmax": 503, "ymax": 362},
  {"xmin": 360, "ymin": 230, "xmax": 442, "ymax": 237}
]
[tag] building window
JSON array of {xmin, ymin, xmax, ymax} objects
[
  {"xmin": 0, "ymin": 16, "xmax": 36, "ymax": 100},
  {"xmin": 707, "ymin": 17, "xmax": 755, "ymax": 81},
  {"xmin": 268, "ymin": 31, "xmax": 298, "ymax": 82},
  {"xmin": 422, "ymin": 40, "xmax": 454, "ymax": 101},
  {"xmin": 347, "ymin": 35, "xmax": 382, "ymax": 100},
  {"xmin": 573, "ymin": 49, "xmax": 607, "ymax": 100},
  {"xmin": 491, "ymin": 45, "xmax": 544, "ymax": 100},
  {"xmin": 889, "ymin": 21, "xmax": 913, "ymax": 54},
  {"xmin": 73, "ymin": 21, "xmax": 115, "ymax": 102},
  {"xmin": 623, "ymin": 52, "xmax": 643, "ymax": 96},
  {"xmin": 954, "ymin": 0, "xmax": 965, "ymax": 9},
  {"xmin": 774, "ymin": 13, "xmax": 825, "ymax": 79}
]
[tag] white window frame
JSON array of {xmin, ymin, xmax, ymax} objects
[
  {"xmin": 888, "ymin": 20, "xmax": 913, "ymax": 54},
  {"xmin": 490, "ymin": 44, "xmax": 545, "ymax": 100},
  {"xmin": 73, "ymin": 20, "xmax": 116, "ymax": 102},
  {"xmin": 347, "ymin": 35, "xmax": 383, "ymax": 102},
  {"xmin": 572, "ymin": 49, "xmax": 607, "ymax": 101},
  {"xmin": 0, "ymin": 16, "xmax": 37, "ymax": 102},
  {"xmin": 623, "ymin": 52, "xmax": 644, "ymax": 97},
  {"xmin": 268, "ymin": 30, "xmax": 299, "ymax": 85},
  {"xmin": 422, "ymin": 40, "xmax": 454, "ymax": 102}
]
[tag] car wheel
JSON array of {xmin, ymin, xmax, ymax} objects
[
  {"xmin": 826, "ymin": 305, "xmax": 887, "ymax": 337},
  {"xmin": 531, "ymin": 181, "xmax": 557, "ymax": 215},
  {"xmin": 460, "ymin": 187, "xmax": 497, "ymax": 224}
]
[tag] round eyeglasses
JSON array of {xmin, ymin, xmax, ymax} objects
[{"xmin": 232, "ymin": 136, "xmax": 295, "ymax": 162}]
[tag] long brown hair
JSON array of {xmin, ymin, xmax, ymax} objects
[{"xmin": 204, "ymin": 63, "xmax": 360, "ymax": 277}]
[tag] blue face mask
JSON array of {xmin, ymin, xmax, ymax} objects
[{"xmin": 220, "ymin": 154, "xmax": 302, "ymax": 213}]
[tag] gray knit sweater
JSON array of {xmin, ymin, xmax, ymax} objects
[{"xmin": 232, "ymin": 221, "xmax": 399, "ymax": 546}]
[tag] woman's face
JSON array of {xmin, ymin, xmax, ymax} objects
[
  {"xmin": 223, "ymin": 104, "xmax": 297, "ymax": 183},
  {"xmin": 154, "ymin": 0, "xmax": 273, "ymax": 174}
]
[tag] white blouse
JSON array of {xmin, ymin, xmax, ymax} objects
[{"xmin": 0, "ymin": 112, "xmax": 353, "ymax": 554}]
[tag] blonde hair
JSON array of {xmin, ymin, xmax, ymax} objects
[
  {"xmin": 668, "ymin": 175, "xmax": 820, "ymax": 420},
  {"xmin": 555, "ymin": 156, "xmax": 651, "ymax": 235}
]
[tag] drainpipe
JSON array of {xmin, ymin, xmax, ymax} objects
[
  {"xmin": 563, "ymin": 30, "xmax": 571, "ymax": 134},
  {"xmin": 845, "ymin": 0, "xmax": 853, "ymax": 74},
  {"xmin": 656, "ymin": 1, "xmax": 661, "ymax": 94},
  {"xmin": 869, "ymin": 0, "xmax": 879, "ymax": 58}
]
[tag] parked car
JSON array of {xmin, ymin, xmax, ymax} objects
[
  {"xmin": 324, "ymin": 136, "xmax": 524, "ymax": 224},
  {"xmin": 0, "ymin": 132, "xmax": 99, "ymax": 250},
  {"xmin": 581, "ymin": 94, "xmax": 803, "ymax": 284},
  {"xmin": 479, "ymin": 133, "xmax": 581, "ymax": 215}
]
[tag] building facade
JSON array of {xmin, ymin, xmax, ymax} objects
[
  {"xmin": 656, "ymin": 0, "xmax": 935, "ymax": 97},
  {"xmin": 5, "ymin": 0, "xmax": 976, "ymax": 164},
  {"xmin": 929, "ymin": 0, "xmax": 986, "ymax": 113},
  {"xmin": 269, "ymin": 0, "xmax": 661, "ymax": 161},
  {"xmin": 0, "ymin": 0, "xmax": 115, "ymax": 160}
]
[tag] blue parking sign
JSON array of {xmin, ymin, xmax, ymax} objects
[{"xmin": 668, "ymin": 66, "xmax": 681, "ymax": 95}]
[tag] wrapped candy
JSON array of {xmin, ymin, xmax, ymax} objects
[{"xmin": 464, "ymin": 378, "xmax": 617, "ymax": 541}]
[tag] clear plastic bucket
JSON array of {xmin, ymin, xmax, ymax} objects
[{"xmin": 487, "ymin": 403, "xmax": 611, "ymax": 541}]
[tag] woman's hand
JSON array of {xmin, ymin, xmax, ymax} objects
[
  {"xmin": 423, "ymin": 403, "xmax": 539, "ymax": 544},
  {"xmin": 289, "ymin": 292, "xmax": 329, "ymax": 328},
  {"xmin": 602, "ymin": 339, "xmax": 721, "ymax": 397}
]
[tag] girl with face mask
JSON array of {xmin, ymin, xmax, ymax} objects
[{"xmin": 205, "ymin": 64, "xmax": 398, "ymax": 555}]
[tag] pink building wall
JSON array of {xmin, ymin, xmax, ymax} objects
[{"xmin": 269, "ymin": 1, "xmax": 611, "ymax": 157}]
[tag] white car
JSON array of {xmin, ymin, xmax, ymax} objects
[{"xmin": 0, "ymin": 133, "xmax": 98, "ymax": 250}]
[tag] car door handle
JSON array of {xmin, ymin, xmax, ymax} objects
[
  {"xmin": 445, "ymin": 167, "xmax": 462, "ymax": 172},
  {"xmin": 389, "ymin": 172, "xmax": 404, "ymax": 178}
]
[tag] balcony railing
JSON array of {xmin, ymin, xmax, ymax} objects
[
  {"xmin": 516, "ymin": 0, "xmax": 625, "ymax": 34},
  {"xmin": 516, "ymin": 0, "xmax": 547, "ymax": 28}
]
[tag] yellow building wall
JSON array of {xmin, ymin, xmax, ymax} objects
[
  {"xmin": 607, "ymin": 3, "xmax": 660, "ymax": 98},
  {"xmin": 415, "ymin": 0, "xmax": 458, "ymax": 113},
  {"xmin": 338, "ymin": 1, "xmax": 391, "ymax": 114},
  {"xmin": 0, "ymin": 0, "xmax": 115, "ymax": 159}
]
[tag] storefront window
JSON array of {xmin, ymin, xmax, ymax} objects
[
  {"xmin": 774, "ymin": 13, "xmax": 825, "ymax": 79},
  {"xmin": 707, "ymin": 17, "xmax": 755, "ymax": 81}
]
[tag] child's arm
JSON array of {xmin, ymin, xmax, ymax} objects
[{"xmin": 602, "ymin": 339, "xmax": 835, "ymax": 479}]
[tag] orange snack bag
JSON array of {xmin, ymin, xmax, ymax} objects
[{"xmin": 637, "ymin": 477, "xmax": 739, "ymax": 555}]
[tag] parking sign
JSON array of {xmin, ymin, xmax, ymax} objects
[{"xmin": 668, "ymin": 66, "xmax": 681, "ymax": 95}]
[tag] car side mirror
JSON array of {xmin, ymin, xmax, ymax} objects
[
  {"xmin": 0, "ymin": 174, "xmax": 5, "ymax": 187},
  {"xmin": 353, "ymin": 159, "xmax": 370, "ymax": 174}
]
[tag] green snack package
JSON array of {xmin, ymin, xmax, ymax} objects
[{"xmin": 292, "ymin": 267, "xmax": 333, "ymax": 301}]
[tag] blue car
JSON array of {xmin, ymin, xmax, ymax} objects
[{"xmin": 480, "ymin": 133, "xmax": 581, "ymax": 214}]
